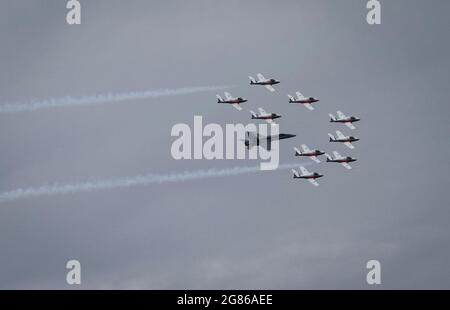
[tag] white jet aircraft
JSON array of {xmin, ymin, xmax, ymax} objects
[
  {"xmin": 328, "ymin": 130, "xmax": 360, "ymax": 149},
  {"xmin": 216, "ymin": 92, "xmax": 247, "ymax": 111},
  {"xmin": 250, "ymin": 108, "xmax": 281, "ymax": 125},
  {"xmin": 329, "ymin": 110, "xmax": 360, "ymax": 130},
  {"xmin": 294, "ymin": 144, "xmax": 325, "ymax": 163},
  {"xmin": 292, "ymin": 166, "xmax": 324, "ymax": 187},
  {"xmin": 288, "ymin": 91, "xmax": 319, "ymax": 110},
  {"xmin": 248, "ymin": 73, "xmax": 280, "ymax": 92},
  {"xmin": 325, "ymin": 151, "xmax": 357, "ymax": 170}
]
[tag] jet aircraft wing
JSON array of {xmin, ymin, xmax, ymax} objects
[
  {"xmin": 333, "ymin": 151, "xmax": 343, "ymax": 159},
  {"xmin": 311, "ymin": 156, "xmax": 321, "ymax": 163},
  {"xmin": 336, "ymin": 131, "xmax": 346, "ymax": 139},
  {"xmin": 304, "ymin": 103, "xmax": 314, "ymax": 111},
  {"xmin": 300, "ymin": 166, "xmax": 310, "ymax": 175},
  {"xmin": 308, "ymin": 179, "xmax": 319, "ymax": 187},
  {"xmin": 301, "ymin": 144, "xmax": 310, "ymax": 152},
  {"xmin": 264, "ymin": 85, "xmax": 275, "ymax": 92},
  {"xmin": 341, "ymin": 163, "xmax": 352, "ymax": 170},
  {"xmin": 337, "ymin": 111, "xmax": 346, "ymax": 119},
  {"xmin": 345, "ymin": 122, "xmax": 356, "ymax": 130},
  {"xmin": 344, "ymin": 142, "xmax": 355, "ymax": 149},
  {"xmin": 231, "ymin": 104, "xmax": 242, "ymax": 111},
  {"xmin": 295, "ymin": 91, "xmax": 305, "ymax": 99}
]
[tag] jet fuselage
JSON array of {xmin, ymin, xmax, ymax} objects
[
  {"xmin": 330, "ymin": 137, "xmax": 360, "ymax": 143},
  {"xmin": 294, "ymin": 174, "xmax": 324, "ymax": 180},
  {"xmin": 251, "ymin": 79, "xmax": 280, "ymax": 86},
  {"xmin": 218, "ymin": 98, "xmax": 248, "ymax": 104},
  {"xmin": 327, "ymin": 157, "xmax": 357, "ymax": 163},
  {"xmin": 252, "ymin": 114, "xmax": 281, "ymax": 120},
  {"xmin": 245, "ymin": 133, "xmax": 296, "ymax": 147},
  {"xmin": 331, "ymin": 117, "xmax": 360, "ymax": 124},
  {"xmin": 296, "ymin": 150, "xmax": 325, "ymax": 157},
  {"xmin": 290, "ymin": 98, "xmax": 319, "ymax": 104}
]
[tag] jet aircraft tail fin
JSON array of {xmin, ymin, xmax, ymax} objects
[
  {"xmin": 294, "ymin": 147, "xmax": 301, "ymax": 156},
  {"xmin": 287, "ymin": 94, "xmax": 295, "ymax": 103},
  {"xmin": 292, "ymin": 169, "xmax": 300, "ymax": 178},
  {"xmin": 248, "ymin": 76, "xmax": 256, "ymax": 84},
  {"xmin": 250, "ymin": 110, "xmax": 257, "ymax": 119},
  {"xmin": 216, "ymin": 94, "xmax": 223, "ymax": 103},
  {"xmin": 329, "ymin": 113, "xmax": 336, "ymax": 121}
]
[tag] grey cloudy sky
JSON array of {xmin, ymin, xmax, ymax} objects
[{"xmin": 0, "ymin": 0, "xmax": 449, "ymax": 289}]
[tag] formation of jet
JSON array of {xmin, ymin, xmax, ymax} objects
[
  {"xmin": 294, "ymin": 144, "xmax": 324, "ymax": 163},
  {"xmin": 325, "ymin": 151, "xmax": 357, "ymax": 170},
  {"xmin": 328, "ymin": 130, "xmax": 359, "ymax": 149},
  {"xmin": 250, "ymin": 108, "xmax": 281, "ymax": 125},
  {"xmin": 329, "ymin": 110, "xmax": 360, "ymax": 130},
  {"xmin": 248, "ymin": 73, "xmax": 280, "ymax": 92},
  {"xmin": 288, "ymin": 91, "xmax": 319, "ymax": 111},
  {"xmin": 213, "ymin": 73, "xmax": 362, "ymax": 187},
  {"xmin": 292, "ymin": 166, "xmax": 324, "ymax": 187},
  {"xmin": 244, "ymin": 131, "xmax": 296, "ymax": 150},
  {"xmin": 287, "ymin": 97, "xmax": 361, "ymax": 185},
  {"xmin": 216, "ymin": 92, "xmax": 247, "ymax": 111}
]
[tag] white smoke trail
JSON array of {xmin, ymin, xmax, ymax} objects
[
  {"xmin": 0, "ymin": 85, "xmax": 231, "ymax": 114},
  {"xmin": 0, "ymin": 163, "xmax": 311, "ymax": 203}
]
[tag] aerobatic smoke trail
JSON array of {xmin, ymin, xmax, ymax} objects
[
  {"xmin": 0, "ymin": 85, "xmax": 231, "ymax": 114},
  {"xmin": 0, "ymin": 163, "xmax": 311, "ymax": 203}
]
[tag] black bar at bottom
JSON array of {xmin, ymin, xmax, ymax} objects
[{"xmin": 0, "ymin": 290, "xmax": 449, "ymax": 307}]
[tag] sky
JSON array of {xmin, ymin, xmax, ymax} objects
[{"xmin": 0, "ymin": 0, "xmax": 449, "ymax": 289}]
